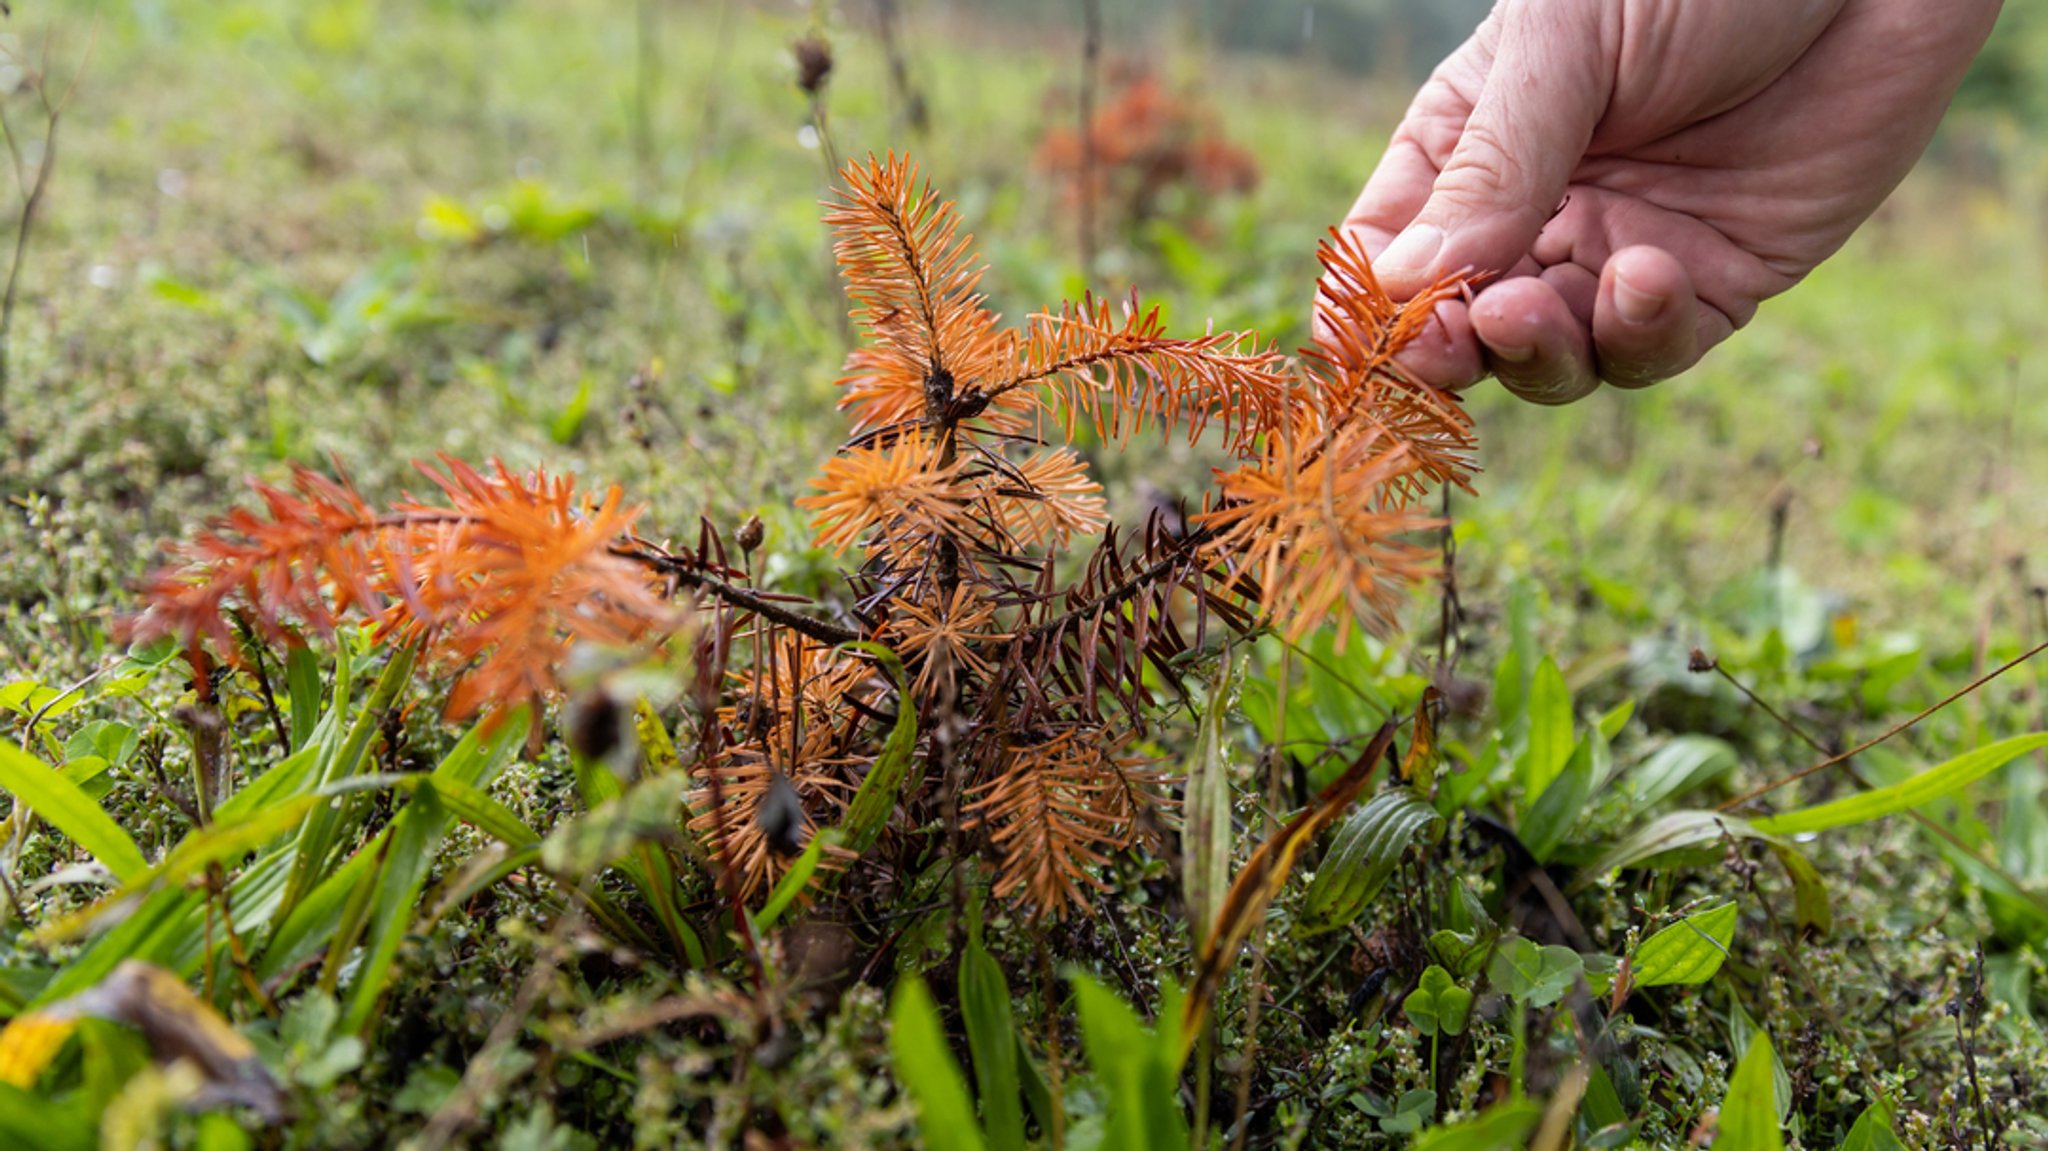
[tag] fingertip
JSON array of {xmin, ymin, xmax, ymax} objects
[
  {"xmin": 1594, "ymin": 247, "xmax": 1699, "ymax": 388},
  {"xmin": 1468, "ymin": 278, "xmax": 1599, "ymax": 405}
]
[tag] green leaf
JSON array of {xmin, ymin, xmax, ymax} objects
[
  {"xmin": 1402, "ymin": 965, "xmax": 1472, "ymax": 1038},
  {"xmin": 285, "ymin": 645, "xmax": 324, "ymax": 751},
  {"xmin": 1411, "ymin": 1098, "xmax": 1543, "ymax": 1151},
  {"xmin": 1522, "ymin": 735, "xmax": 1596, "ymax": 862},
  {"xmin": 1754, "ymin": 733, "xmax": 2048, "ymax": 835},
  {"xmin": 1183, "ymin": 658, "xmax": 1238, "ymax": 946},
  {"xmin": 1521, "ymin": 657, "xmax": 1573, "ymax": 797},
  {"xmin": 1840, "ymin": 1100, "xmax": 1906, "ymax": 1151},
  {"xmin": 839, "ymin": 643, "xmax": 919, "ymax": 857},
  {"xmin": 754, "ymin": 829, "xmax": 836, "ymax": 933},
  {"xmin": 1379, "ymin": 1088, "xmax": 1437, "ymax": 1134},
  {"xmin": 0, "ymin": 740, "xmax": 148, "ymax": 883},
  {"xmin": 1070, "ymin": 970, "xmax": 1188, "ymax": 1151},
  {"xmin": 1299, "ymin": 788, "xmax": 1445, "ymax": 934},
  {"xmin": 1596, "ymin": 698, "xmax": 1636, "ymax": 742},
  {"xmin": 890, "ymin": 976, "xmax": 988, "ymax": 1151},
  {"xmin": 1579, "ymin": 811, "xmax": 1831, "ymax": 934},
  {"xmin": 1428, "ymin": 929, "xmax": 1490, "ymax": 979},
  {"xmin": 1717, "ymin": 1032, "xmax": 1785, "ymax": 1151},
  {"xmin": 1626, "ymin": 735, "xmax": 1738, "ymax": 809},
  {"xmin": 959, "ymin": 940, "xmax": 1024, "ymax": 1151},
  {"xmin": 0, "ymin": 1082, "xmax": 95, "ymax": 1151},
  {"xmin": 1630, "ymin": 902, "xmax": 1737, "ymax": 988},
  {"xmin": 1488, "ymin": 937, "xmax": 1582, "ymax": 1008},
  {"xmin": 549, "ymin": 374, "xmax": 593, "ymax": 444}
]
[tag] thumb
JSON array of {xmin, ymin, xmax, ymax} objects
[{"xmin": 1374, "ymin": 2, "xmax": 1610, "ymax": 298}]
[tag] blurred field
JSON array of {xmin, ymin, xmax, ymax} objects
[{"xmin": 5, "ymin": 0, "xmax": 2044, "ymax": 669}]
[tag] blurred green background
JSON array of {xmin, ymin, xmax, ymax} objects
[{"xmin": 3, "ymin": 0, "xmax": 2045, "ymax": 678}]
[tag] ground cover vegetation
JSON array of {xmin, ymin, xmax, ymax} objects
[{"xmin": 2, "ymin": 2, "xmax": 2047, "ymax": 1148}]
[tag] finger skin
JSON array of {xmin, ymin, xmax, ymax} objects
[
  {"xmin": 1468, "ymin": 278, "xmax": 1599, "ymax": 405},
  {"xmin": 1591, "ymin": 246, "xmax": 1705, "ymax": 388}
]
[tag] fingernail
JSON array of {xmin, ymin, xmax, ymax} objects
[
  {"xmin": 1375, "ymin": 224, "xmax": 1443, "ymax": 279},
  {"xmin": 1614, "ymin": 274, "xmax": 1663, "ymax": 325},
  {"xmin": 1491, "ymin": 342, "xmax": 1535, "ymax": 364}
]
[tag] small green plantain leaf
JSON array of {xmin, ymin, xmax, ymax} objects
[
  {"xmin": 1299, "ymin": 788, "xmax": 1445, "ymax": 934},
  {"xmin": 1182, "ymin": 657, "xmax": 1239, "ymax": 948},
  {"xmin": 1411, "ymin": 1098, "xmax": 1543, "ymax": 1151},
  {"xmin": 1629, "ymin": 902, "xmax": 1737, "ymax": 989}
]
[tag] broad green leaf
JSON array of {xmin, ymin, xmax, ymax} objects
[
  {"xmin": 427, "ymin": 778, "xmax": 542, "ymax": 849},
  {"xmin": 1489, "ymin": 937, "xmax": 1582, "ymax": 1008},
  {"xmin": 890, "ymin": 977, "xmax": 987, "ymax": 1151},
  {"xmin": 1754, "ymin": 734, "xmax": 2048, "ymax": 835},
  {"xmin": 0, "ymin": 741, "xmax": 147, "ymax": 883},
  {"xmin": 1300, "ymin": 788, "xmax": 1445, "ymax": 934},
  {"xmin": 1717, "ymin": 1033, "xmax": 1785, "ymax": 1151},
  {"xmin": 1379, "ymin": 1088, "xmax": 1437, "ymax": 1134},
  {"xmin": 1522, "ymin": 735, "xmax": 1596, "ymax": 862},
  {"xmin": 1840, "ymin": 1100, "xmax": 1905, "ymax": 1151},
  {"xmin": 1521, "ymin": 657, "xmax": 1573, "ymax": 797},
  {"xmin": 1411, "ymin": 1098, "xmax": 1543, "ymax": 1151},
  {"xmin": 839, "ymin": 643, "xmax": 919, "ymax": 857},
  {"xmin": 1630, "ymin": 902, "xmax": 1737, "ymax": 988},
  {"xmin": 1183, "ymin": 658, "xmax": 1238, "ymax": 946},
  {"xmin": 959, "ymin": 940, "xmax": 1023, "ymax": 1151}
]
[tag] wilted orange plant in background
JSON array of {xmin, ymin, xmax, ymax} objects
[
  {"xmin": 1038, "ymin": 66, "xmax": 1261, "ymax": 231},
  {"xmin": 135, "ymin": 153, "xmax": 1470, "ymax": 922}
]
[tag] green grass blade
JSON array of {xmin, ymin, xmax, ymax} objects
[
  {"xmin": 1754, "ymin": 733, "xmax": 2048, "ymax": 835},
  {"xmin": 0, "ymin": 740, "xmax": 147, "ymax": 883},
  {"xmin": 1716, "ymin": 1033, "xmax": 1785, "ymax": 1151},
  {"xmin": 890, "ymin": 976, "xmax": 988, "ymax": 1151},
  {"xmin": 754, "ymin": 829, "xmax": 836, "ymax": 933},
  {"xmin": 959, "ymin": 939, "xmax": 1024, "ymax": 1151},
  {"xmin": 838, "ymin": 643, "xmax": 918, "ymax": 857}
]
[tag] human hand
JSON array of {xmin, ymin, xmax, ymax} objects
[{"xmin": 1338, "ymin": 0, "xmax": 2003, "ymax": 403}]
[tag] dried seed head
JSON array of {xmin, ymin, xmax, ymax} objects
[
  {"xmin": 737, "ymin": 514, "xmax": 765, "ymax": 555},
  {"xmin": 1687, "ymin": 648, "xmax": 1716, "ymax": 674},
  {"xmin": 792, "ymin": 36, "xmax": 833, "ymax": 96}
]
